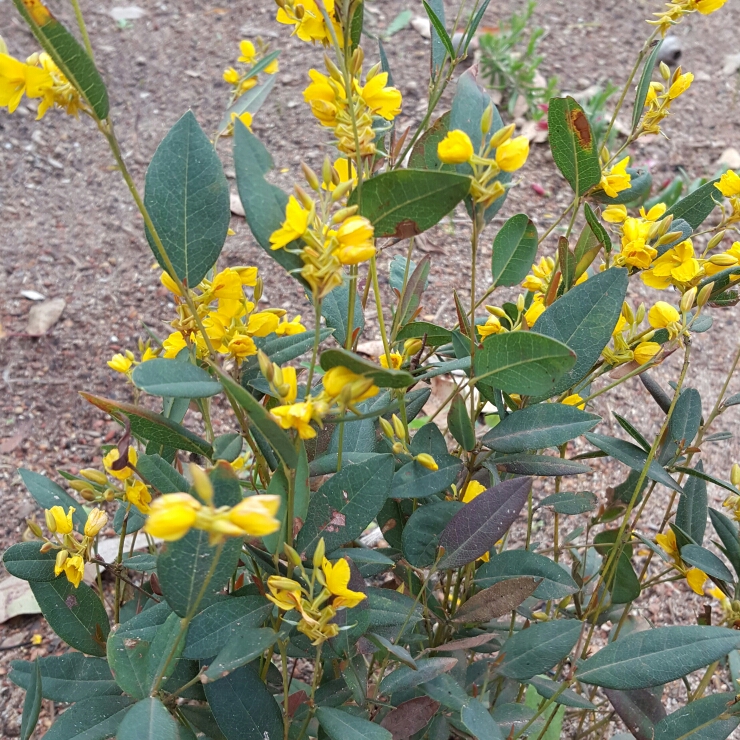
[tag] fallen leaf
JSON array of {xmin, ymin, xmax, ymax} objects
[
  {"xmin": 0, "ymin": 577, "xmax": 40, "ymax": 623},
  {"xmin": 411, "ymin": 16, "xmax": 431, "ymax": 39},
  {"xmin": 27, "ymin": 298, "xmax": 66, "ymax": 336}
]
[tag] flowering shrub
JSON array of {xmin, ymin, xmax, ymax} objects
[{"xmin": 5, "ymin": 0, "xmax": 740, "ymax": 738}]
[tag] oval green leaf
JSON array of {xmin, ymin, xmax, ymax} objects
[
  {"xmin": 499, "ymin": 620, "xmax": 582, "ymax": 680},
  {"xmin": 132, "ymin": 359, "xmax": 222, "ymax": 398},
  {"xmin": 491, "ymin": 214, "xmax": 539, "ymax": 288},
  {"xmin": 117, "ymin": 698, "xmax": 179, "ymax": 740}
]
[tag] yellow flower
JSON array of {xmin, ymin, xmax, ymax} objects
[
  {"xmin": 478, "ymin": 315, "xmax": 504, "ymax": 338},
  {"xmin": 61, "ymin": 555, "xmax": 85, "ymax": 589},
  {"xmin": 524, "ymin": 297, "xmax": 546, "ymax": 328},
  {"xmin": 522, "ymin": 257, "xmax": 555, "ymax": 293},
  {"xmin": 648, "ymin": 301, "xmax": 680, "ymax": 329},
  {"xmin": 84, "ymin": 509, "xmax": 108, "ymax": 538},
  {"xmin": 126, "ymin": 480, "xmax": 152, "ymax": 514},
  {"xmin": 303, "ymin": 69, "xmax": 342, "ymax": 127},
  {"xmin": 144, "ymin": 493, "xmax": 202, "ymax": 541},
  {"xmin": 696, "ymin": 0, "xmax": 727, "ymax": 12},
  {"xmin": 600, "ymin": 156, "xmax": 632, "ymax": 198},
  {"xmin": 270, "ymin": 195, "xmax": 312, "ymax": 250},
  {"xmin": 228, "ymin": 494, "xmax": 281, "ymax": 537},
  {"xmin": 160, "ymin": 271, "xmax": 182, "ymax": 296},
  {"xmin": 380, "ymin": 352, "xmax": 403, "ymax": 370},
  {"xmin": 231, "ymin": 110, "xmax": 253, "ymax": 131},
  {"xmin": 641, "ymin": 203, "xmax": 667, "ymax": 222},
  {"xmin": 336, "ymin": 216, "xmax": 375, "ymax": 265},
  {"xmin": 323, "ymin": 157, "xmax": 357, "ymax": 191},
  {"xmin": 247, "ymin": 311, "xmax": 280, "ymax": 337},
  {"xmin": 227, "ymin": 335, "xmax": 258, "ymax": 359},
  {"xmin": 656, "ymin": 530, "xmax": 679, "ymax": 558},
  {"xmin": 668, "ymin": 72, "xmax": 693, "ymax": 100},
  {"xmin": 103, "ymin": 447, "xmax": 138, "ymax": 481},
  {"xmin": 0, "ymin": 52, "xmax": 51, "ymax": 112},
  {"xmin": 107, "ymin": 353, "xmax": 133, "ymax": 374},
  {"xmin": 704, "ymin": 241, "xmax": 740, "ymax": 277},
  {"xmin": 562, "ymin": 394, "xmax": 586, "ymax": 410},
  {"xmin": 462, "ymin": 480, "xmax": 486, "ymax": 503},
  {"xmin": 437, "ymin": 130, "xmax": 474, "ymax": 165},
  {"xmin": 323, "ymin": 366, "xmax": 363, "ymax": 397},
  {"xmin": 603, "ymin": 204, "xmax": 628, "ymax": 223},
  {"xmin": 276, "ymin": 315, "xmax": 306, "ymax": 336},
  {"xmin": 495, "ymin": 136, "xmax": 530, "ymax": 172},
  {"xmin": 271, "ymin": 400, "xmax": 319, "ymax": 439},
  {"xmin": 322, "ymin": 557, "xmax": 366, "ymax": 608},
  {"xmin": 416, "ymin": 453, "xmax": 438, "ymax": 471},
  {"xmin": 276, "ymin": 0, "xmax": 340, "ymax": 45},
  {"xmin": 31, "ymin": 634, "xmax": 42, "ymax": 645},
  {"xmin": 642, "ymin": 239, "xmax": 701, "ymax": 289},
  {"xmin": 716, "ymin": 170, "xmax": 740, "ymax": 197},
  {"xmin": 238, "ymin": 40, "xmax": 256, "ymax": 64},
  {"xmin": 46, "ymin": 506, "xmax": 75, "ymax": 535},
  {"xmin": 274, "ymin": 366, "xmax": 298, "ymax": 403},
  {"xmin": 163, "ymin": 331, "xmax": 188, "ymax": 358},
  {"xmin": 266, "ymin": 575, "xmax": 304, "ymax": 612},
  {"xmin": 360, "ymin": 71, "xmax": 402, "ymax": 120},
  {"xmin": 223, "ymin": 67, "xmax": 240, "ymax": 85},
  {"xmin": 634, "ymin": 341, "xmax": 661, "ymax": 364},
  {"xmin": 265, "ymin": 59, "xmax": 279, "ymax": 75}
]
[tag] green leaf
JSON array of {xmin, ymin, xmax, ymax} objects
[
  {"xmin": 677, "ymin": 461, "xmax": 708, "ymax": 545},
  {"xmin": 365, "ymin": 632, "xmax": 416, "ymax": 669},
  {"xmin": 540, "ymin": 491, "xmax": 598, "ymax": 515},
  {"xmin": 233, "ymin": 122, "xmax": 305, "ymax": 280},
  {"xmin": 439, "ymin": 478, "xmax": 531, "ymax": 568},
  {"xmin": 10, "ymin": 654, "xmax": 118, "ymax": 703},
  {"xmin": 117, "ymin": 698, "xmax": 179, "ymax": 740},
  {"xmin": 426, "ymin": 0, "xmax": 447, "ymax": 74},
  {"xmin": 136, "ymin": 453, "xmax": 189, "ymax": 493},
  {"xmin": 146, "ymin": 611, "xmax": 184, "ymax": 691},
  {"xmin": 674, "ymin": 465, "xmax": 736, "ymax": 496},
  {"xmin": 709, "ymin": 508, "xmax": 740, "ymax": 579},
  {"xmin": 218, "ymin": 74, "xmax": 277, "ymax": 136},
  {"xmin": 409, "ymin": 112, "xmax": 453, "ymax": 171},
  {"xmin": 380, "ymin": 657, "xmax": 458, "ymax": 696},
  {"xmin": 320, "ymin": 347, "xmax": 413, "ymax": 388},
  {"xmin": 80, "ymin": 393, "xmax": 213, "ymax": 458},
  {"xmin": 680, "ymin": 544, "xmax": 733, "ymax": 582},
  {"xmin": 499, "ymin": 620, "xmax": 582, "ymax": 680},
  {"xmin": 366, "ymin": 587, "xmax": 423, "ymax": 629},
  {"xmin": 349, "ymin": 169, "xmax": 470, "ymax": 238},
  {"xmin": 295, "ymin": 455, "xmax": 395, "ymax": 558},
  {"xmin": 492, "ymin": 454, "xmax": 592, "ymax": 477},
  {"xmin": 578, "ymin": 626, "xmax": 740, "ymax": 689},
  {"xmin": 3, "ymin": 542, "xmax": 58, "ymax": 582},
  {"xmin": 491, "ymin": 214, "xmax": 539, "ymax": 288},
  {"xmin": 447, "ymin": 395, "xmax": 475, "ymax": 451},
  {"xmin": 396, "ymin": 320, "xmax": 452, "ymax": 347},
  {"xmin": 203, "ymin": 628, "xmax": 278, "ymax": 681},
  {"xmin": 534, "ymin": 268, "xmax": 629, "ymax": 397},
  {"xmin": 654, "ymin": 692, "xmax": 739, "ymax": 740},
  {"xmin": 474, "ymin": 332, "xmax": 576, "ymax": 395},
  {"xmin": 583, "ymin": 203, "xmax": 612, "ymax": 254},
  {"xmin": 43, "ymin": 696, "xmax": 135, "ymax": 740},
  {"xmin": 317, "ymin": 708, "xmax": 392, "ymax": 740},
  {"xmin": 396, "ymin": 256, "xmax": 431, "ymax": 329},
  {"xmin": 476, "ymin": 550, "xmax": 579, "ymax": 600},
  {"xmin": 214, "ymin": 369, "xmax": 297, "ymax": 468},
  {"xmin": 203, "ymin": 662, "xmax": 282, "ymax": 740},
  {"xmin": 212, "ymin": 433, "xmax": 243, "ymax": 463},
  {"xmin": 20, "ymin": 658, "xmax": 42, "ymax": 740},
  {"xmin": 584, "ymin": 432, "xmax": 682, "ymax": 492},
  {"xmin": 18, "ymin": 468, "xmax": 86, "ymax": 531},
  {"xmin": 184, "ymin": 596, "xmax": 272, "ymax": 659},
  {"xmin": 11, "ymin": 0, "xmax": 108, "ymax": 119},
  {"xmin": 670, "ymin": 388, "xmax": 702, "ymax": 446},
  {"xmin": 132, "ymin": 359, "xmax": 221, "ymax": 398},
  {"xmin": 610, "ymin": 552, "xmax": 641, "ymax": 604},
  {"xmin": 665, "ymin": 179, "xmax": 721, "ymax": 231},
  {"xmin": 144, "ymin": 111, "xmax": 229, "ymax": 286},
  {"xmin": 632, "ymin": 40, "xmax": 664, "ymax": 131},
  {"xmin": 547, "ymin": 97, "xmax": 601, "ymax": 196},
  {"xmin": 527, "ymin": 675, "xmax": 597, "ymax": 709},
  {"xmin": 461, "ymin": 698, "xmax": 504, "ymax": 740},
  {"xmin": 392, "ymin": 423, "xmax": 463, "ymax": 499},
  {"xmin": 321, "ymin": 279, "xmax": 365, "ymax": 348},
  {"xmin": 30, "ymin": 578, "xmax": 109, "ymax": 657},
  {"xmin": 422, "ymin": 1, "xmax": 454, "ymax": 59},
  {"xmin": 402, "ymin": 501, "xmax": 463, "ymax": 567},
  {"xmin": 157, "ymin": 465, "xmax": 242, "ymax": 617}
]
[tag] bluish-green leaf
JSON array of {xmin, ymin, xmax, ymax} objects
[
  {"xmin": 474, "ymin": 332, "xmax": 576, "ymax": 395},
  {"xmin": 426, "ymin": 0, "xmax": 447, "ymax": 74},
  {"xmin": 578, "ymin": 626, "xmax": 740, "ymax": 689},
  {"xmin": 499, "ymin": 620, "xmax": 582, "ymax": 680},
  {"xmin": 117, "ymin": 698, "xmax": 179, "ymax": 740},
  {"xmin": 321, "ymin": 279, "xmax": 364, "ymax": 348},
  {"xmin": 492, "ymin": 454, "xmax": 591, "ymax": 477},
  {"xmin": 527, "ymin": 675, "xmax": 597, "ymax": 709},
  {"xmin": 593, "ymin": 167, "xmax": 652, "ymax": 205},
  {"xmin": 709, "ymin": 507, "xmax": 740, "ymax": 578},
  {"xmin": 18, "ymin": 468, "xmax": 86, "ymax": 531},
  {"xmin": 447, "ymin": 394, "xmax": 475, "ymax": 451},
  {"xmin": 3, "ymin": 542, "xmax": 58, "ymax": 582},
  {"xmin": 461, "ymin": 698, "xmax": 504, "ymax": 740},
  {"xmin": 665, "ymin": 179, "xmax": 721, "ymax": 231},
  {"xmin": 20, "ymin": 658, "xmax": 42, "ymax": 740},
  {"xmin": 680, "ymin": 544, "xmax": 733, "ymax": 582},
  {"xmin": 320, "ymin": 347, "xmax": 414, "ymax": 389},
  {"xmin": 132, "ymin": 359, "xmax": 221, "ymax": 398},
  {"xmin": 408, "ymin": 112, "xmax": 453, "ymax": 171},
  {"xmin": 204, "ymin": 628, "xmax": 279, "ymax": 681},
  {"xmin": 540, "ymin": 491, "xmax": 598, "ymax": 515},
  {"xmin": 534, "ymin": 268, "xmax": 629, "ymax": 397},
  {"xmin": 670, "ymin": 388, "xmax": 702, "ymax": 446},
  {"xmin": 654, "ymin": 692, "xmax": 739, "ymax": 740},
  {"xmin": 491, "ymin": 214, "xmax": 539, "ymax": 288},
  {"xmin": 317, "ymin": 708, "xmax": 392, "ymax": 740},
  {"xmin": 403, "ymin": 501, "xmax": 463, "ymax": 567},
  {"xmin": 380, "ymin": 657, "xmax": 458, "ymax": 696},
  {"xmin": 136, "ymin": 453, "xmax": 189, "ymax": 493},
  {"xmin": 146, "ymin": 611, "xmax": 184, "ymax": 692},
  {"xmin": 676, "ymin": 462, "xmax": 708, "ymax": 544},
  {"xmin": 145, "ymin": 111, "xmax": 229, "ymax": 286},
  {"xmin": 632, "ymin": 41, "xmax": 664, "ymax": 131},
  {"xmin": 42, "ymin": 696, "xmax": 135, "ymax": 740}
]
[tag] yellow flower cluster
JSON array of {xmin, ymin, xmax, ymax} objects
[
  {"xmin": 160, "ymin": 266, "xmax": 305, "ymax": 362},
  {"xmin": 0, "ymin": 50, "xmax": 81, "ymax": 119},
  {"xmin": 649, "ymin": 0, "xmax": 727, "ymax": 35},
  {"xmin": 268, "ymin": 539, "xmax": 366, "ymax": 645},
  {"xmin": 379, "ymin": 412, "xmax": 439, "ymax": 470},
  {"xmin": 437, "ymin": 120, "xmax": 530, "ymax": 208},
  {"xmin": 29, "ymin": 505, "xmax": 108, "ymax": 588},
  {"xmin": 261, "ymin": 355, "xmax": 378, "ymax": 439},
  {"xmin": 304, "ymin": 50, "xmax": 402, "ymax": 157},
  {"xmin": 144, "ymin": 464, "xmax": 280, "ymax": 545},
  {"xmin": 655, "ymin": 529, "xmax": 707, "ymax": 595},
  {"xmin": 638, "ymin": 64, "xmax": 694, "ymax": 137},
  {"xmin": 601, "ymin": 301, "xmax": 662, "ymax": 367},
  {"xmin": 276, "ymin": 0, "xmax": 343, "ymax": 46},
  {"xmin": 270, "ymin": 159, "xmax": 374, "ymax": 298},
  {"xmin": 715, "ymin": 170, "xmax": 740, "ymax": 226},
  {"xmin": 107, "ymin": 342, "xmax": 159, "ymax": 375}
]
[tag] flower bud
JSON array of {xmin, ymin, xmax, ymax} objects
[
  {"xmin": 275, "ymin": 0, "xmax": 287, "ymax": 8},
  {"xmin": 481, "ymin": 103, "xmax": 494, "ymax": 136},
  {"xmin": 485, "ymin": 305, "xmax": 507, "ymax": 317},
  {"xmin": 293, "ymin": 185, "xmax": 314, "ymax": 210},
  {"xmin": 732, "ymin": 463, "xmax": 740, "ymax": 488},
  {"xmin": 39, "ymin": 541, "xmax": 54, "ymax": 553},
  {"xmin": 331, "ymin": 206, "xmax": 359, "ymax": 224},
  {"xmin": 660, "ymin": 61, "xmax": 671, "ymax": 80},
  {"xmin": 392, "ymin": 442, "xmax": 405, "ymax": 455},
  {"xmin": 516, "ymin": 294, "xmax": 525, "ymax": 312},
  {"xmin": 656, "ymin": 230, "xmax": 684, "ymax": 247},
  {"xmin": 258, "ymin": 350, "xmax": 274, "ymax": 381},
  {"xmin": 285, "ymin": 543, "xmax": 302, "ymax": 568},
  {"xmin": 489, "ymin": 122, "xmax": 515, "ymax": 149},
  {"xmin": 366, "ymin": 62, "xmax": 381, "ymax": 80},
  {"xmin": 697, "ymin": 282, "xmax": 714, "ymax": 308},
  {"xmin": 301, "ymin": 162, "xmax": 320, "ymax": 191},
  {"xmin": 253, "ymin": 276, "xmax": 264, "ymax": 303},
  {"xmin": 416, "ymin": 453, "xmax": 439, "ymax": 471},
  {"xmin": 622, "ymin": 301, "xmax": 635, "ymax": 325},
  {"xmin": 351, "ymin": 47, "xmax": 364, "ymax": 75},
  {"xmin": 81, "ymin": 488, "xmax": 98, "ymax": 502},
  {"xmin": 70, "ymin": 480, "xmax": 95, "ymax": 495},
  {"xmin": 707, "ymin": 230, "xmax": 727, "ymax": 251},
  {"xmin": 312, "ymin": 538, "xmax": 325, "ymax": 570},
  {"xmin": 45, "ymin": 508, "xmax": 57, "ymax": 533},
  {"xmin": 84, "ymin": 509, "xmax": 108, "ymax": 538},
  {"xmin": 104, "ymin": 489, "xmax": 115, "ymax": 502},
  {"xmin": 380, "ymin": 417, "xmax": 395, "ymax": 439},
  {"xmin": 403, "ymin": 338, "xmax": 423, "ymax": 357},
  {"xmin": 642, "ymin": 329, "xmax": 656, "ymax": 341},
  {"xmin": 273, "ymin": 365, "xmax": 284, "ymax": 389},
  {"xmin": 26, "ymin": 518, "xmax": 43, "ymax": 538},
  {"xmin": 656, "ymin": 214, "xmax": 674, "ymax": 237},
  {"xmin": 55, "ymin": 550, "xmax": 68, "ymax": 573},
  {"xmin": 190, "ymin": 464, "xmax": 214, "ymax": 505},
  {"xmin": 680, "ymin": 287, "xmax": 697, "ymax": 314},
  {"xmin": 636, "ymin": 303, "xmax": 646, "ymax": 325},
  {"xmin": 80, "ymin": 469, "xmax": 108, "ymax": 485},
  {"xmin": 331, "ymin": 180, "xmax": 355, "ymax": 202},
  {"xmin": 321, "ymin": 155, "xmax": 334, "ymax": 188},
  {"xmin": 294, "ymin": 3, "xmax": 305, "ymax": 19},
  {"xmin": 392, "ymin": 414, "xmax": 406, "ymax": 442}
]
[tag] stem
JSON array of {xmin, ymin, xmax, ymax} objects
[
  {"xmin": 113, "ymin": 509, "xmax": 128, "ymax": 624},
  {"xmin": 69, "ymin": 0, "xmax": 95, "ymax": 60},
  {"xmin": 295, "ymin": 643, "xmax": 323, "ymax": 740},
  {"xmin": 370, "ymin": 254, "xmax": 392, "ymax": 364},
  {"xmin": 305, "ymin": 299, "xmax": 323, "ymax": 394},
  {"xmin": 280, "ymin": 641, "xmax": 290, "ymax": 740}
]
